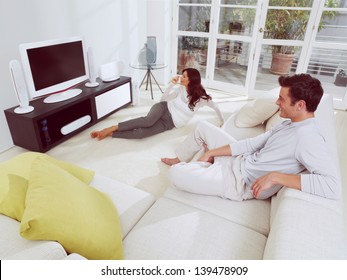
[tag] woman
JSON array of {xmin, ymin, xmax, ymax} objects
[{"xmin": 90, "ymin": 68, "xmax": 224, "ymax": 140}]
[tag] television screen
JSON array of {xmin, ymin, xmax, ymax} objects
[{"xmin": 19, "ymin": 36, "xmax": 89, "ymax": 103}]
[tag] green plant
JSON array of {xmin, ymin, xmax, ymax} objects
[{"xmin": 265, "ymin": 0, "xmax": 338, "ymax": 54}]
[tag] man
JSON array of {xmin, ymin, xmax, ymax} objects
[{"xmin": 161, "ymin": 74, "xmax": 341, "ymax": 201}]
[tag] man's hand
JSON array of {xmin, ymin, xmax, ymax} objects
[
  {"xmin": 251, "ymin": 172, "xmax": 277, "ymax": 199},
  {"xmin": 198, "ymin": 143, "xmax": 214, "ymax": 163},
  {"xmin": 251, "ymin": 172, "xmax": 301, "ymax": 199}
]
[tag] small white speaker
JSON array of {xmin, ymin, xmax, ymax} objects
[
  {"xmin": 9, "ymin": 60, "xmax": 34, "ymax": 114},
  {"xmin": 85, "ymin": 47, "xmax": 99, "ymax": 88},
  {"xmin": 99, "ymin": 61, "xmax": 121, "ymax": 82},
  {"xmin": 131, "ymin": 80, "xmax": 140, "ymax": 106}
]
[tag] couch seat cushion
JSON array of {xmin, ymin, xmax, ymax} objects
[
  {"xmin": 123, "ymin": 197, "xmax": 267, "ymax": 259},
  {"xmin": 0, "ymin": 215, "xmax": 67, "ymax": 260},
  {"xmin": 265, "ymin": 188, "xmax": 347, "ymax": 259},
  {"xmin": 89, "ymin": 173, "xmax": 156, "ymax": 238},
  {"xmin": 164, "ymin": 186, "xmax": 271, "ymax": 236}
]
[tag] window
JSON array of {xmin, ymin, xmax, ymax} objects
[{"xmin": 173, "ymin": 0, "xmax": 347, "ymax": 108}]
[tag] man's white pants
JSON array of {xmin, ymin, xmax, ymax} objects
[{"xmin": 169, "ymin": 121, "xmax": 253, "ymax": 201}]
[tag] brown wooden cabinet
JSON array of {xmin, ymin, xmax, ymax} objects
[{"xmin": 4, "ymin": 76, "xmax": 132, "ymax": 152}]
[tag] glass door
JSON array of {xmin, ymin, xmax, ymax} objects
[
  {"xmin": 207, "ymin": 0, "xmax": 261, "ymax": 94},
  {"xmin": 172, "ymin": 0, "xmax": 262, "ymax": 96},
  {"xmin": 172, "ymin": 0, "xmax": 213, "ymax": 81},
  {"xmin": 250, "ymin": 0, "xmax": 319, "ymax": 97},
  {"xmin": 173, "ymin": 0, "xmax": 347, "ymax": 107},
  {"xmin": 251, "ymin": 0, "xmax": 347, "ymax": 106},
  {"xmin": 304, "ymin": 0, "xmax": 347, "ymax": 110}
]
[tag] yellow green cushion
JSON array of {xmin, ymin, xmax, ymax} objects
[
  {"xmin": 2, "ymin": 152, "xmax": 94, "ymax": 183},
  {"xmin": 0, "ymin": 174, "xmax": 28, "ymax": 221},
  {"xmin": 20, "ymin": 157, "xmax": 123, "ymax": 260},
  {"xmin": 0, "ymin": 152, "xmax": 95, "ymax": 222}
]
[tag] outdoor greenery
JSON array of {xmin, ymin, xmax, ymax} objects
[
  {"xmin": 179, "ymin": 0, "xmax": 339, "ymax": 54},
  {"xmin": 265, "ymin": 0, "xmax": 339, "ymax": 54}
]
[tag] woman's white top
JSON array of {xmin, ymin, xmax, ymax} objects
[{"xmin": 160, "ymin": 83, "xmax": 224, "ymax": 128}]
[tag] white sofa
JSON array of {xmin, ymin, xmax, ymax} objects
[
  {"xmin": 122, "ymin": 93, "xmax": 347, "ymax": 259},
  {"xmin": 0, "ymin": 174, "xmax": 155, "ymax": 260},
  {"xmin": 1, "ymin": 94, "xmax": 346, "ymax": 259}
]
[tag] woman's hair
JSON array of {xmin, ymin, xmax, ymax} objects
[
  {"xmin": 182, "ymin": 68, "xmax": 212, "ymax": 111},
  {"xmin": 278, "ymin": 74, "xmax": 323, "ymax": 112}
]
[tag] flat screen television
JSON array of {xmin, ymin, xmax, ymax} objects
[{"xmin": 19, "ymin": 36, "xmax": 89, "ymax": 103}]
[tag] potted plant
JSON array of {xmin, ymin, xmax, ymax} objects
[{"xmin": 264, "ymin": 0, "xmax": 338, "ymax": 75}]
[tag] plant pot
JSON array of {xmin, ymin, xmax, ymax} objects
[
  {"xmin": 177, "ymin": 50, "xmax": 196, "ymax": 72},
  {"xmin": 270, "ymin": 53, "xmax": 295, "ymax": 75},
  {"xmin": 334, "ymin": 70, "xmax": 347, "ymax": 87},
  {"xmin": 198, "ymin": 51, "xmax": 207, "ymax": 65},
  {"xmin": 334, "ymin": 75, "xmax": 347, "ymax": 87}
]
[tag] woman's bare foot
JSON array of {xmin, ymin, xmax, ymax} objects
[
  {"xmin": 161, "ymin": 157, "xmax": 180, "ymax": 166},
  {"xmin": 90, "ymin": 125, "xmax": 118, "ymax": 140},
  {"xmin": 90, "ymin": 131, "xmax": 99, "ymax": 138}
]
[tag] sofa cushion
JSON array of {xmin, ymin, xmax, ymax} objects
[
  {"xmin": 0, "ymin": 172, "xmax": 155, "ymax": 260},
  {"xmin": 235, "ymin": 87, "xmax": 280, "ymax": 128},
  {"xmin": 164, "ymin": 186, "xmax": 271, "ymax": 236},
  {"xmin": 222, "ymin": 113, "xmax": 265, "ymax": 140},
  {"xmin": 311, "ymin": 94, "xmax": 339, "ymax": 167},
  {"xmin": 265, "ymin": 111, "xmax": 288, "ymax": 131},
  {"xmin": 0, "ymin": 173, "xmax": 27, "ymax": 221},
  {"xmin": 123, "ymin": 197, "xmax": 267, "ymax": 259},
  {"xmin": 1, "ymin": 152, "xmax": 94, "ymax": 183},
  {"xmin": 264, "ymin": 188, "xmax": 347, "ymax": 259},
  {"xmin": 89, "ymin": 173, "xmax": 156, "ymax": 238},
  {"xmin": 20, "ymin": 157, "xmax": 123, "ymax": 260},
  {"xmin": 0, "ymin": 152, "xmax": 95, "ymax": 222}
]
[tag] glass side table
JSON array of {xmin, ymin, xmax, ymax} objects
[{"xmin": 130, "ymin": 63, "xmax": 167, "ymax": 99}]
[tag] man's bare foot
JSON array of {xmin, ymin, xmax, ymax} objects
[{"xmin": 161, "ymin": 157, "xmax": 180, "ymax": 166}]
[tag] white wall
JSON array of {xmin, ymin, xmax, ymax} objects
[
  {"xmin": 146, "ymin": 0, "xmax": 172, "ymax": 85},
  {"xmin": 0, "ymin": 0, "xmax": 147, "ymax": 152}
]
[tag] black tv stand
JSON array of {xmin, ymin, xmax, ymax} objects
[{"xmin": 4, "ymin": 77, "xmax": 132, "ymax": 152}]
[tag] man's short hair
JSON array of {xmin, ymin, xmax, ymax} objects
[{"xmin": 278, "ymin": 74, "xmax": 324, "ymax": 112}]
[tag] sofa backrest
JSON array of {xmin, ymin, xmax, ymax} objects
[
  {"xmin": 313, "ymin": 94, "xmax": 339, "ymax": 169},
  {"xmin": 223, "ymin": 93, "xmax": 339, "ymax": 170}
]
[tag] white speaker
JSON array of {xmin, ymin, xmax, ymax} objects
[
  {"xmin": 99, "ymin": 61, "xmax": 121, "ymax": 82},
  {"xmin": 131, "ymin": 80, "xmax": 140, "ymax": 106},
  {"xmin": 85, "ymin": 47, "xmax": 99, "ymax": 88},
  {"xmin": 9, "ymin": 60, "xmax": 34, "ymax": 114}
]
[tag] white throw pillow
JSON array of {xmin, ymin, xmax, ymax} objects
[
  {"xmin": 265, "ymin": 111, "xmax": 289, "ymax": 131},
  {"xmin": 235, "ymin": 87, "xmax": 280, "ymax": 128}
]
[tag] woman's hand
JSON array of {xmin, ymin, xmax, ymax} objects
[{"xmin": 171, "ymin": 75, "xmax": 180, "ymax": 85}]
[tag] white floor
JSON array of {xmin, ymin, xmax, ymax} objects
[{"xmin": 1, "ymin": 85, "xmax": 347, "ymax": 238}]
